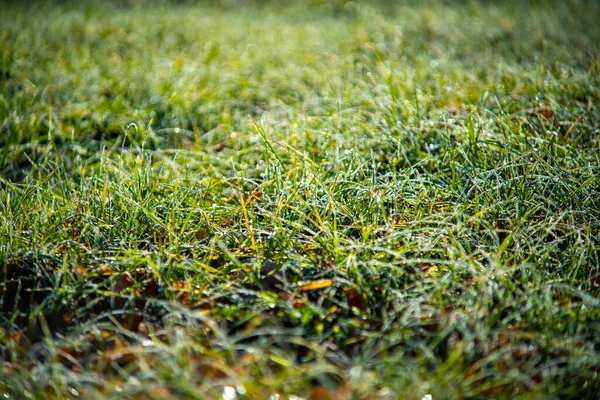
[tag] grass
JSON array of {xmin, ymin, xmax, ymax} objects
[{"xmin": 1, "ymin": 0, "xmax": 599, "ymax": 398}]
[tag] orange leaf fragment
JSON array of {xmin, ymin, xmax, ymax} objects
[
  {"xmin": 96, "ymin": 264, "xmax": 116, "ymax": 277},
  {"xmin": 113, "ymin": 272, "xmax": 134, "ymax": 294},
  {"xmin": 500, "ymin": 19, "xmax": 513, "ymax": 31},
  {"xmin": 143, "ymin": 280, "xmax": 159, "ymax": 297},
  {"xmin": 177, "ymin": 292, "xmax": 191, "ymax": 306},
  {"xmin": 100, "ymin": 330, "xmax": 113, "ymax": 340},
  {"xmin": 343, "ymin": 288, "xmax": 367, "ymax": 311},
  {"xmin": 299, "ymin": 279, "xmax": 333, "ymax": 292},
  {"xmin": 309, "ymin": 386, "xmax": 335, "ymax": 400},
  {"xmin": 539, "ymin": 108, "xmax": 554, "ymax": 121},
  {"xmin": 292, "ymin": 296, "xmax": 306, "ymax": 308},
  {"xmin": 529, "ymin": 107, "xmax": 554, "ymax": 122},
  {"xmin": 172, "ymin": 281, "xmax": 188, "ymax": 290},
  {"xmin": 196, "ymin": 230, "xmax": 210, "ymax": 240},
  {"xmin": 196, "ymin": 363, "xmax": 228, "ymax": 379}
]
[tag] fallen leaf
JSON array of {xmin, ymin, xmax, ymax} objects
[
  {"xmin": 213, "ymin": 142, "xmax": 226, "ymax": 152},
  {"xmin": 299, "ymin": 279, "xmax": 333, "ymax": 292},
  {"xmin": 529, "ymin": 108, "xmax": 554, "ymax": 122},
  {"xmin": 100, "ymin": 330, "xmax": 113, "ymax": 340},
  {"xmin": 113, "ymin": 272, "xmax": 134, "ymax": 294},
  {"xmin": 177, "ymin": 292, "xmax": 190, "ymax": 306},
  {"xmin": 76, "ymin": 266, "xmax": 88, "ymax": 275},
  {"xmin": 142, "ymin": 279, "xmax": 159, "ymax": 297},
  {"xmin": 500, "ymin": 19, "xmax": 512, "ymax": 31},
  {"xmin": 96, "ymin": 264, "xmax": 117, "ymax": 276},
  {"xmin": 532, "ymin": 375, "xmax": 544, "ymax": 385},
  {"xmin": 292, "ymin": 297, "xmax": 306, "ymax": 308},
  {"xmin": 172, "ymin": 281, "xmax": 188, "ymax": 290},
  {"xmin": 197, "ymin": 363, "xmax": 228, "ymax": 379},
  {"xmin": 539, "ymin": 108, "xmax": 554, "ymax": 121},
  {"xmin": 308, "ymin": 387, "xmax": 334, "ymax": 400},
  {"xmin": 196, "ymin": 229, "xmax": 210, "ymax": 240},
  {"xmin": 343, "ymin": 288, "xmax": 367, "ymax": 311}
]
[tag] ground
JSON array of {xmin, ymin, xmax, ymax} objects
[{"xmin": 1, "ymin": 0, "xmax": 599, "ymax": 398}]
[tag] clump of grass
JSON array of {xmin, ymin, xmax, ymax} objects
[{"xmin": 1, "ymin": 0, "xmax": 599, "ymax": 398}]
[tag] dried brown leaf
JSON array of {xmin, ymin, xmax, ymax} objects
[
  {"xmin": 113, "ymin": 272, "xmax": 134, "ymax": 294},
  {"xmin": 343, "ymin": 288, "xmax": 367, "ymax": 311},
  {"xmin": 299, "ymin": 279, "xmax": 333, "ymax": 292}
]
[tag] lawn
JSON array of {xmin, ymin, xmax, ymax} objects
[{"xmin": 1, "ymin": 0, "xmax": 599, "ymax": 398}]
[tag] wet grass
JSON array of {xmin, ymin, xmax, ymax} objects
[{"xmin": 1, "ymin": 0, "xmax": 599, "ymax": 398}]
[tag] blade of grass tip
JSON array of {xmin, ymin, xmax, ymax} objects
[
  {"xmin": 214, "ymin": 238, "xmax": 242, "ymax": 270},
  {"xmin": 126, "ymin": 122, "xmax": 138, "ymax": 149},
  {"xmin": 142, "ymin": 118, "xmax": 154, "ymax": 152},
  {"xmin": 277, "ymin": 140, "xmax": 343, "ymax": 225},
  {"xmin": 234, "ymin": 170, "xmax": 260, "ymax": 271},
  {"xmin": 496, "ymin": 204, "xmax": 541, "ymax": 258},
  {"xmin": 251, "ymin": 119, "xmax": 284, "ymax": 167}
]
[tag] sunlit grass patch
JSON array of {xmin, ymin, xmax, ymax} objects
[{"xmin": 1, "ymin": 0, "xmax": 599, "ymax": 398}]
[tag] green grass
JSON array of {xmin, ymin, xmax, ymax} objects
[{"xmin": 1, "ymin": 0, "xmax": 599, "ymax": 398}]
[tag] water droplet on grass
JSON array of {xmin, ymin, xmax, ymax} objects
[{"xmin": 223, "ymin": 386, "xmax": 237, "ymax": 400}]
